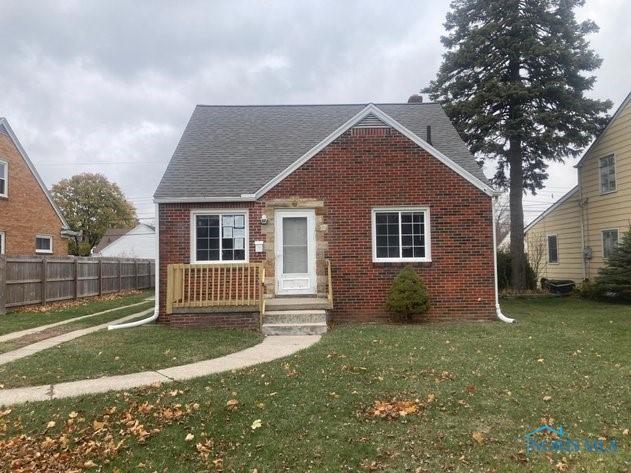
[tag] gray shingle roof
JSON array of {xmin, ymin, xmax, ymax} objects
[{"xmin": 154, "ymin": 103, "xmax": 488, "ymax": 200}]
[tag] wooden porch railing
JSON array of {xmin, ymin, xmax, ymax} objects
[{"xmin": 166, "ymin": 263, "xmax": 265, "ymax": 315}]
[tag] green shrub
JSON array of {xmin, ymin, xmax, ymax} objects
[
  {"xmin": 593, "ymin": 228, "xmax": 631, "ymax": 302},
  {"xmin": 496, "ymin": 250, "xmax": 537, "ymax": 290},
  {"xmin": 386, "ymin": 267, "xmax": 430, "ymax": 322},
  {"xmin": 577, "ymin": 279, "xmax": 602, "ymax": 300}
]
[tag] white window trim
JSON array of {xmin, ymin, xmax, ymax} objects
[
  {"xmin": 190, "ymin": 209, "xmax": 249, "ymax": 264},
  {"xmin": 0, "ymin": 231, "xmax": 5, "ymax": 255},
  {"xmin": 35, "ymin": 234, "xmax": 53, "ymax": 254},
  {"xmin": 0, "ymin": 159, "xmax": 7, "ymax": 198},
  {"xmin": 599, "ymin": 154, "xmax": 616, "ymax": 195},
  {"xmin": 546, "ymin": 233, "xmax": 559, "ymax": 264},
  {"xmin": 371, "ymin": 207, "xmax": 431, "ymax": 263},
  {"xmin": 601, "ymin": 228, "xmax": 619, "ymax": 259}
]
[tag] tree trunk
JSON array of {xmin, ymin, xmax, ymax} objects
[{"xmin": 509, "ymin": 138, "xmax": 526, "ymax": 290}]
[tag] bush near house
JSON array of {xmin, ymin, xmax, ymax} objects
[
  {"xmin": 386, "ymin": 266, "xmax": 430, "ymax": 321},
  {"xmin": 590, "ymin": 228, "xmax": 631, "ymax": 301},
  {"xmin": 497, "ymin": 251, "xmax": 537, "ymax": 290}
]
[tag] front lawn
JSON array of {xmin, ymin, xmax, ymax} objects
[
  {"xmin": 0, "ymin": 300, "xmax": 155, "ymax": 354},
  {"xmin": 0, "ymin": 290, "xmax": 154, "ymax": 336},
  {"xmin": 0, "ymin": 324, "xmax": 263, "ymax": 388},
  {"xmin": 1, "ymin": 297, "xmax": 629, "ymax": 472}
]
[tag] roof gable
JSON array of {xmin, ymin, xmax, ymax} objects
[
  {"xmin": 575, "ymin": 91, "xmax": 631, "ymax": 168},
  {"xmin": 0, "ymin": 118, "xmax": 69, "ymax": 229},
  {"xmin": 523, "ymin": 186, "xmax": 579, "ymax": 233},
  {"xmin": 154, "ymin": 103, "xmax": 492, "ymax": 202}
]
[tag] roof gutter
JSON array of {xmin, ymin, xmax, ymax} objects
[
  {"xmin": 153, "ymin": 194, "xmax": 257, "ymax": 204},
  {"xmin": 107, "ymin": 202, "xmax": 160, "ymax": 330},
  {"xmin": 492, "ymin": 195, "xmax": 515, "ymax": 324}
]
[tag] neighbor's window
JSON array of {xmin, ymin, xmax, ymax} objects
[
  {"xmin": 372, "ymin": 208, "xmax": 430, "ymax": 262},
  {"xmin": 0, "ymin": 231, "xmax": 5, "ymax": 255},
  {"xmin": 0, "ymin": 160, "xmax": 7, "ymax": 197},
  {"xmin": 547, "ymin": 235, "xmax": 558, "ymax": 263},
  {"xmin": 602, "ymin": 229, "xmax": 619, "ymax": 259},
  {"xmin": 600, "ymin": 155, "xmax": 616, "ymax": 194},
  {"xmin": 35, "ymin": 235, "xmax": 53, "ymax": 254},
  {"xmin": 192, "ymin": 211, "xmax": 247, "ymax": 263}
]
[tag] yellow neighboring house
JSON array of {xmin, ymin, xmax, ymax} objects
[{"xmin": 525, "ymin": 91, "xmax": 631, "ymax": 283}]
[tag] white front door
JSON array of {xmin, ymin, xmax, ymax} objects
[{"xmin": 275, "ymin": 209, "xmax": 316, "ymax": 295}]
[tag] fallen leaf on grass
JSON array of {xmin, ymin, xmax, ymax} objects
[
  {"xmin": 251, "ymin": 419, "xmax": 262, "ymax": 430},
  {"xmin": 363, "ymin": 399, "xmax": 424, "ymax": 420},
  {"xmin": 185, "ymin": 433, "xmax": 195, "ymax": 441},
  {"xmin": 226, "ymin": 399, "xmax": 239, "ymax": 410},
  {"xmin": 472, "ymin": 431, "xmax": 485, "ymax": 444},
  {"xmin": 543, "ymin": 396, "xmax": 553, "ymax": 402}
]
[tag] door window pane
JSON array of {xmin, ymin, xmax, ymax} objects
[{"xmin": 283, "ymin": 217, "xmax": 308, "ymax": 273}]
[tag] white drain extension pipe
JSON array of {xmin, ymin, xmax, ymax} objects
[
  {"xmin": 108, "ymin": 203, "xmax": 160, "ymax": 330},
  {"xmin": 492, "ymin": 194, "xmax": 515, "ymax": 324}
]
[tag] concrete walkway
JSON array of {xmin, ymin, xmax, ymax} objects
[
  {"xmin": 0, "ymin": 335, "xmax": 320, "ymax": 406},
  {"xmin": 0, "ymin": 299, "xmax": 154, "ymax": 343},
  {"xmin": 0, "ymin": 308, "xmax": 154, "ymax": 366}
]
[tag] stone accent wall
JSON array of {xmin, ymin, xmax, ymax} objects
[
  {"xmin": 260, "ymin": 198, "xmax": 328, "ymax": 298},
  {"xmin": 0, "ymin": 133, "xmax": 68, "ymax": 256}
]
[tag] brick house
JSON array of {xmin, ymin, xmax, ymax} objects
[
  {"xmin": 154, "ymin": 103, "xmax": 510, "ymax": 333},
  {"xmin": 0, "ymin": 118, "xmax": 74, "ymax": 256}
]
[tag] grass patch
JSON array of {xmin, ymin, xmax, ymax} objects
[
  {"xmin": 0, "ymin": 291, "xmax": 154, "ymax": 336},
  {"xmin": 1, "ymin": 297, "xmax": 629, "ymax": 472},
  {"xmin": 0, "ymin": 323, "xmax": 262, "ymax": 388},
  {"xmin": 0, "ymin": 301, "xmax": 155, "ymax": 354}
]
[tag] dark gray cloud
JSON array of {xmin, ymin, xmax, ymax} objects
[{"xmin": 0, "ymin": 0, "xmax": 628, "ymax": 222}]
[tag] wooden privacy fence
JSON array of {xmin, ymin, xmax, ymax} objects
[
  {"xmin": 166, "ymin": 263, "xmax": 265, "ymax": 315},
  {"xmin": 0, "ymin": 256, "xmax": 154, "ymax": 314}
]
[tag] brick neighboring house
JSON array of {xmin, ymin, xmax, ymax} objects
[
  {"xmin": 155, "ymin": 103, "xmax": 509, "ymax": 333},
  {"xmin": 0, "ymin": 118, "xmax": 74, "ymax": 256}
]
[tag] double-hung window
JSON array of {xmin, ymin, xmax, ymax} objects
[
  {"xmin": 372, "ymin": 208, "xmax": 430, "ymax": 262},
  {"xmin": 547, "ymin": 234, "xmax": 558, "ymax": 264},
  {"xmin": 602, "ymin": 229, "xmax": 619, "ymax": 259},
  {"xmin": 600, "ymin": 155, "xmax": 616, "ymax": 194},
  {"xmin": 35, "ymin": 235, "xmax": 53, "ymax": 254},
  {"xmin": 0, "ymin": 159, "xmax": 7, "ymax": 197},
  {"xmin": 191, "ymin": 210, "xmax": 248, "ymax": 263}
]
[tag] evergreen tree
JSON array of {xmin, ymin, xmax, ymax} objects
[
  {"xmin": 424, "ymin": 0, "xmax": 611, "ymax": 290},
  {"xmin": 594, "ymin": 228, "xmax": 631, "ymax": 301}
]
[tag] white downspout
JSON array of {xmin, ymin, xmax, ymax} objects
[
  {"xmin": 492, "ymin": 194, "xmax": 515, "ymax": 323},
  {"xmin": 108, "ymin": 203, "xmax": 160, "ymax": 330}
]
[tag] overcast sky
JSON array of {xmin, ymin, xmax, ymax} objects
[{"xmin": 1, "ymin": 0, "xmax": 629, "ymax": 224}]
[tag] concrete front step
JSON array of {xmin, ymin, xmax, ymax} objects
[
  {"xmin": 264, "ymin": 309, "xmax": 327, "ymax": 324},
  {"xmin": 266, "ymin": 297, "xmax": 331, "ymax": 311},
  {"xmin": 262, "ymin": 322, "xmax": 327, "ymax": 336}
]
